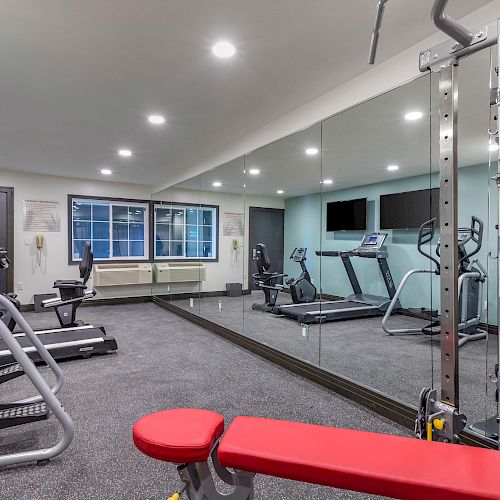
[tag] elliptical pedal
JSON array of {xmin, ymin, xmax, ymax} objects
[
  {"xmin": 0, "ymin": 402, "xmax": 49, "ymax": 429},
  {"xmin": 0, "ymin": 363, "xmax": 24, "ymax": 384}
]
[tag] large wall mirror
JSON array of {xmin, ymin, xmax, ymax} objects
[{"xmin": 158, "ymin": 47, "xmax": 499, "ymax": 437}]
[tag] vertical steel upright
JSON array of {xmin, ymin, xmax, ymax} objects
[
  {"xmin": 438, "ymin": 64, "xmax": 460, "ymax": 407},
  {"xmin": 497, "ymin": 28, "xmax": 500, "ymax": 447},
  {"xmin": 368, "ymin": 0, "xmax": 499, "ymax": 443}
]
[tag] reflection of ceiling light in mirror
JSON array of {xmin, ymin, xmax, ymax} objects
[
  {"xmin": 212, "ymin": 181, "xmax": 222, "ymax": 187},
  {"xmin": 404, "ymin": 111, "xmax": 423, "ymax": 121},
  {"xmin": 118, "ymin": 149, "xmax": 132, "ymax": 157},
  {"xmin": 322, "ymin": 179, "xmax": 333, "ymax": 185},
  {"xmin": 212, "ymin": 41, "xmax": 236, "ymax": 58},
  {"xmin": 276, "ymin": 189, "xmax": 284, "ymax": 194},
  {"xmin": 305, "ymin": 148, "xmax": 319, "ymax": 156},
  {"xmin": 248, "ymin": 168, "xmax": 260, "ymax": 175},
  {"xmin": 489, "ymin": 143, "xmax": 499, "ymax": 152},
  {"xmin": 387, "ymin": 165, "xmax": 399, "ymax": 171},
  {"xmin": 148, "ymin": 114, "xmax": 166, "ymax": 125},
  {"xmin": 101, "ymin": 168, "xmax": 112, "ymax": 175}
]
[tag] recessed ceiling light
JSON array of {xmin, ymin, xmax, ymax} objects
[
  {"xmin": 212, "ymin": 181, "xmax": 222, "ymax": 187},
  {"xmin": 148, "ymin": 114, "xmax": 166, "ymax": 125},
  {"xmin": 305, "ymin": 147, "xmax": 319, "ymax": 156},
  {"xmin": 387, "ymin": 165, "xmax": 399, "ymax": 171},
  {"xmin": 489, "ymin": 143, "xmax": 499, "ymax": 152},
  {"xmin": 404, "ymin": 111, "xmax": 423, "ymax": 121},
  {"xmin": 212, "ymin": 40, "xmax": 236, "ymax": 58},
  {"xmin": 248, "ymin": 168, "xmax": 260, "ymax": 175},
  {"xmin": 322, "ymin": 179, "xmax": 333, "ymax": 185},
  {"xmin": 276, "ymin": 189, "xmax": 284, "ymax": 194},
  {"xmin": 118, "ymin": 149, "xmax": 132, "ymax": 157},
  {"xmin": 101, "ymin": 168, "xmax": 112, "ymax": 176}
]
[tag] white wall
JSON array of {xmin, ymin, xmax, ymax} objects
[
  {"xmin": 0, "ymin": 169, "xmax": 153, "ymax": 304},
  {"xmin": 1, "ymin": 169, "xmax": 283, "ymax": 303},
  {"xmin": 154, "ymin": 187, "xmax": 284, "ymax": 292}
]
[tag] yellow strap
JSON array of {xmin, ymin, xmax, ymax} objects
[
  {"xmin": 427, "ymin": 422, "xmax": 433, "ymax": 441},
  {"xmin": 168, "ymin": 493, "xmax": 180, "ymax": 500}
]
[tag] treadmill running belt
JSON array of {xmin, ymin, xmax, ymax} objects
[
  {"xmin": 0, "ymin": 328, "xmax": 117, "ymax": 365},
  {"xmin": 282, "ymin": 301, "xmax": 373, "ymax": 314},
  {"xmin": 279, "ymin": 300, "xmax": 380, "ymax": 324}
]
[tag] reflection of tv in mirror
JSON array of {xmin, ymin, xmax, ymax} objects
[
  {"xmin": 326, "ymin": 198, "xmax": 367, "ymax": 231},
  {"xmin": 379, "ymin": 188, "xmax": 439, "ymax": 230}
]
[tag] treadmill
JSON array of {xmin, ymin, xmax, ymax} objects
[
  {"xmin": 0, "ymin": 244, "xmax": 117, "ymax": 365},
  {"xmin": 274, "ymin": 233, "xmax": 401, "ymax": 324}
]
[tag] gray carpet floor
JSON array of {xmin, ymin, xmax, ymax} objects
[
  {"xmin": 173, "ymin": 292, "xmax": 498, "ymax": 434},
  {"xmin": 0, "ymin": 302, "xmax": 412, "ymax": 499}
]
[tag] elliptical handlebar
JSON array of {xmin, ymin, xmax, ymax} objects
[
  {"xmin": 458, "ymin": 215, "xmax": 483, "ymax": 266},
  {"xmin": 417, "ymin": 218, "xmax": 440, "ymax": 270}
]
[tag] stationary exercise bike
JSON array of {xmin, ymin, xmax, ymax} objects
[
  {"xmin": 1, "ymin": 243, "xmax": 96, "ymax": 331},
  {"xmin": 41, "ymin": 241, "xmax": 97, "ymax": 328},
  {"xmin": 382, "ymin": 216, "xmax": 487, "ymax": 347},
  {"xmin": 285, "ymin": 248, "xmax": 316, "ymax": 304},
  {"xmin": 251, "ymin": 244, "xmax": 287, "ymax": 312},
  {"xmin": 252, "ymin": 244, "xmax": 316, "ymax": 313}
]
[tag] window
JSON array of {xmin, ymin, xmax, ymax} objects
[
  {"xmin": 71, "ymin": 197, "xmax": 149, "ymax": 261},
  {"xmin": 154, "ymin": 204, "xmax": 218, "ymax": 260}
]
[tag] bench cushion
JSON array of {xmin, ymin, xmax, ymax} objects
[
  {"xmin": 218, "ymin": 416, "xmax": 500, "ymax": 500},
  {"xmin": 133, "ymin": 409, "xmax": 224, "ymax": 463}
]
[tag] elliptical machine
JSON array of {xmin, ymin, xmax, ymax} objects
[
  {"xmin": 382, "ymin": 216, "xmax": 487, "ymax": 347},
  {"xmin": 285, "ymin": 248, "xmax": 316, "ymax": 304}
]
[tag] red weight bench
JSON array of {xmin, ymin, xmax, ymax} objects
[{"xmin": 133, "ymin": 408, "xmax": 500, "ymax": 500}]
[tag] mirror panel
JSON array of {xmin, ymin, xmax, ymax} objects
[
  {"xmin": 456, "ymin": 47, "xmax": 498, "ymax": 437},
  {"xmin": 318, "ymin": 73, "xmax": 436, "ymax": 407},
  {"xmin": 243, "ymin": 123, "xmax": 322, "ymax": 365},
  {"xmin": 152, "ymin": 175, "xmax": 202, "ymax": 314}
]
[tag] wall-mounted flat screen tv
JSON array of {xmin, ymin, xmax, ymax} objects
[
  {"xmin": 326, "ymin": 198, "xmax": 367, "ymax": 231},
  {"xmin": 380, "ymin": 188, "xmax": 439, "ymax": 229}
]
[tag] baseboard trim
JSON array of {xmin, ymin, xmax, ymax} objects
[
  {"xmin": 153, "ymin": 295, "xmax": 496, "ymax": 449},
  {"xmin": 20, "ymin": 295, "xmax": 153, "ymax": 312}
]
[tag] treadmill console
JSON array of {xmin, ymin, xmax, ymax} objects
[{"xmin": 352, "ymin": 233, "xmax": 388, "ymax": 258}]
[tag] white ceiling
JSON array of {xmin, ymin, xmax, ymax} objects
[
  {"xmin": 0, "ymin": 0, "xmax": 490, "ymax": 187},
  {"xmin": 173, "ymin": 49, "xmax": 494, "ymax": 199}
]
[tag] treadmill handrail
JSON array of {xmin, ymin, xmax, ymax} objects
[
  {"xmin": 0, "ymin": 320, "xmax": 74, "ymax": 466},
  {"xmin": 0, "ymin": 294, "xmax": 65, "ymax": 403}
]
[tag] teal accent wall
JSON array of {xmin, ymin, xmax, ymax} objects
[{"xmin": 284, "ymin": 163, "xmax": 497, "ymax": 324}]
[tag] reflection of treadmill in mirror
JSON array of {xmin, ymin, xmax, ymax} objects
[{"xmin": 276, "ymin": 233, "xmax": 401, "ymax": 324}]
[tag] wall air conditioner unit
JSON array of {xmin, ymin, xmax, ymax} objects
[
  {"xmin": 154, "ymin": 262, "xmax": 207, "ymax": 283},
  {"xmin": 94, "ymin": 263, "xmax": 153, "ymax": 287}
]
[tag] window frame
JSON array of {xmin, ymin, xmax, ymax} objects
[
  {"xmin": 68, "ymin": 194, "xmax": 151, "ymax": 265},
  {"xmin": 153, "ymin": 201, "xmax": 219, "ymax": 263}
]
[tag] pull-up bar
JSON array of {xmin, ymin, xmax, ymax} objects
[
  {"xmin": 431, "ymin": 0, "xmax": 474, "ymax": 47},
  {"xmin": 368, "ymin": 0, "xmax": 388, "ymax": 64},
  {"xmin": 368, "ymin": 0, "xmax": 476, "ymax": 65}
]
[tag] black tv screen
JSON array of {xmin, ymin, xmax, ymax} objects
[
  {"xmin": 380, "ymin": 188, "xmax": 439, "ymax": 229},
  {"xmin": 326, "ymin": 198, "xmax": 367, "ymax": 231}
]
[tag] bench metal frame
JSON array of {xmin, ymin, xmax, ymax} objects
[{"xmin": 176, "ymin": 443, "xmax": 254, "ymax": 500}]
